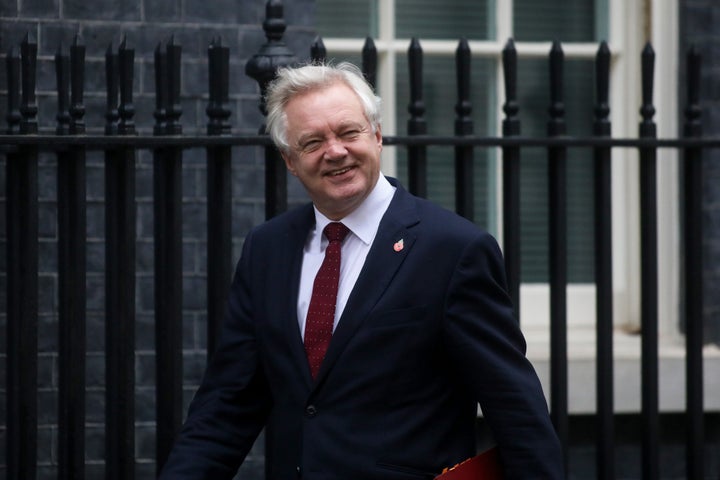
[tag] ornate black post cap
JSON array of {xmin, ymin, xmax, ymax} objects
[{"xmin": 245, "ymin": 0, "xmax": 297, "ymax": 119}]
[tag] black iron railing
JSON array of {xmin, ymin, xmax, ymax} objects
[{"xmin": 0, "ymin": 1, "xmax": 714, "ymax": 479}]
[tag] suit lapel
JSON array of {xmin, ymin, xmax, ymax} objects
[
  {"xmin": 315, "ymin": 183, "xmax": 420, "ymax": 383},
  {"xmin": 281, "ymin": 206, "xmax": 316, "ymax": 385}
]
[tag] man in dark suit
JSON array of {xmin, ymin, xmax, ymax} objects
[{"xmin": 160, "ymin": 62, "xmax": 563, "ymax": 479}]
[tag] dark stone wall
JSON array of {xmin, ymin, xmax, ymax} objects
[{"xmin": 0, "ymin": 0, "xmax": 315, "ymax": 478}]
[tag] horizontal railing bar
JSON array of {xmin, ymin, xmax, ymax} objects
[
  {"xmin": 386, "ymin": 136, "xmax": 720, "ymax": 148},
  {"xmin": 0, "ymin": 134, "xmax": 273, "ymax": 149},
  {"xmin": 322, "ymin": 38, "xmax": 603, "ymax": 58},
  {"xmin": 3, "ymin": 134, "xmax": 720, "ymax": 150}
]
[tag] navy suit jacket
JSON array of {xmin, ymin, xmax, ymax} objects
[{"xmin": 160, "ymin": 178, "xmax": 563, "ymax": 479}]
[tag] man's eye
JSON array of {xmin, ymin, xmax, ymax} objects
[
  {"xmin": 301, "ymin": 140, "xmax": 321, "ymax": 152},
  {"xmin": 341, "ymin": 130, "xmax": 360, "ymax": 139}
]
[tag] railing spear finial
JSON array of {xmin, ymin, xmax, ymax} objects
[
  {"xmin": 70, "ymin": 34, "xmax": 86, "ymax": 134},
  {"xmin": 20, "ymin": 32, "xmax": 38, "ymax": 134},
  {"xmin": 245, "ymin": 0, "xmax": 298, "ymax": 131}
]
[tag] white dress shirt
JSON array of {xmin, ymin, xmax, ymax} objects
[{"xmin": 297, "ymin": 175, "xmax": 396, "ymax": 339}]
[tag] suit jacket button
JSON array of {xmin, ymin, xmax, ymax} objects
[{"xmin": 305, "ymin": 405, "xmax": 317, "ymax": 417}]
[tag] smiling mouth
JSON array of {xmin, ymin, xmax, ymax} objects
[{"xmin": 326, "ymin": 166, "xmax": 353, "ymax": 177}]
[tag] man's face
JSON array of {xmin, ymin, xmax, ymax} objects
[{"xmin": 281, "ymin": 81, "xmax": 382, "ymax": 220}]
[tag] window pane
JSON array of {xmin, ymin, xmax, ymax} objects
[
  {"xmin": 396, "ymin": 0, "xmax": 491, "ymax": 40},
  {"xmin": 514, "ymin": 0, "xmax": 597, "ymax": 42},
  {"xmin": 517, "ymin": 58, "xmax": 595, "ymax": 283},
  {"xmin": 395, "ymin": 55, "xmax": 496, "ymax": 230},
  {"xmin": 316, "ymin": 0, "xmax": 376, "ymax": 38}
]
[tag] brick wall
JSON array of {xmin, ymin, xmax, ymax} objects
[
  {"xmin": 679, "ymin": 0, "xmax": 720, "ymax": 344},
  {"xmin": 0, "ymin": 0, "xmax": 316, "ymax": 478}
]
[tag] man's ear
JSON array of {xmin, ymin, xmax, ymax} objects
[{"xmin": 282, "ymin": 151, "xmax": 298, "ymax": 176}]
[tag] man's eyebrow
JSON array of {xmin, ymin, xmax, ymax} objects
[
  {"xmin": 295, "ymin": 121, "xmax": 367, "ymax": 145},
  {"xmin": 296, "ymin": 132, "xmax": 322, "ymax": 146}
]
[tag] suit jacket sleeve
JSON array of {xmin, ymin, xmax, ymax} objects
[
  {"xmin": 159, "ymin": 230, "xmax": 272, "ymax": 479},
  {"xmin": 442, "ymin": 231, "xmax": 564, "ymax": 479}
]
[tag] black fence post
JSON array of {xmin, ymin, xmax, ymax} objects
[
  {"xmin": 547, "ymin": 40, "xmax": 568, "ymax": 470},
  {"xmin": 407, "ymin": 37, "xmax": 427, "ymax": 198},
  {"xmin": 682, "ymin": 44, "xmax": 704, "ymax": 480},
  {"xmin": 454, "ymin": 38, "xmax": 473, "ymax": 220},
  {"xmin": 593, "ymin": 40, "xmax": 614, "ymax": 480},
  {"xmin": 501, "ymin": 39, "xmax": 521, "ymax": 321},
  {"xmin": 55, "ymin": 44, "xmax": 71, "ymax": 135},
  {"xmin": 70, "ymin": 36, "xmax": 86, "ymax": 135},
  {"xmin": 638, "ymin": 41, "xmax": 660, "ymax": 480},
  {"xmin": 153, "ymin": 36, "xmax": 185, "ymax": 473},
  {"xmin": 311, "ymin": 35, "xmax": 326, "ymax": 63},
  {"xmin": 105, "ymin": 43, "xmax": 119, "ymax": 135},
  {"xmin": 104, "ymin": 37, "xmax": 137, "ymax": 480},
  {"xmin": 5, "ymin": 33, "xmax": 39, "ymax": 480},
  {"xmin": 20, "ymin": 33, "xmax": 38, "ymax": 135},
  {"xmin": 206, "ymin": 37, "xmax": 233, "ymax": 359},
  {"xmin": 245, "ymin": 0, "xmax": 297, "ymax": 219},
  {"xmin": 6, "ymin": 46, "xmax": 22, "ymax": 134},
  {"xmin": 56, "ymin": 34, "xmax": 88, "ymax": 480},
  {"xmin": 118, "ymin": 38, "xmax": 135, "ymax": 135},
  {"xmin": 362, "ymin": 37, "xmax": 378, "ymax": 91}
]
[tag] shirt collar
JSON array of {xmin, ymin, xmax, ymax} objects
[{"xmin": 312, "ymin": 174, "xmax": 396, "ymax": 247}]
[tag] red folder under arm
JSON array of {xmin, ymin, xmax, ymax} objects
[{"xmin": 435, "ymin": 447, "xmax": 503, "ymax": 480}]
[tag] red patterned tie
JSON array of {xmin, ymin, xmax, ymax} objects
[{"xmin": 304, "ymin": 222, "xmax": 350, "ymax": 379}]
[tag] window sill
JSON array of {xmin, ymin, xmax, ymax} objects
[{"xmin": 524, "ymin": 324, "xmax": 720, "ymax": 414}]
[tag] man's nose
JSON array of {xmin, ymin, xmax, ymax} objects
[{"xmin": 323, "ymin": 137, "xmax": 347, "ymax": 160}]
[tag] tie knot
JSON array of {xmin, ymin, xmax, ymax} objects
[{"xmin": 323, "ymin": 222, "xmax": 350, "ymax": 243}]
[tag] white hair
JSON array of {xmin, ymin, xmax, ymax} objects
[{"xmin": 265, "ymin": 62, "xmax": 382, "ymax": 153}]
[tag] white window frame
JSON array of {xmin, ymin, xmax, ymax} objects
[{"xmin": 319, "ymin": 0, "xmax": 680, "ymax": 340}]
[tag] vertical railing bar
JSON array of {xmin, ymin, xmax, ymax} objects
[
  {"xmin": 117, "ymin": 37, "xmax": 136, "ymax": 136},
  {"xmin": 69, "ymin": 34, "xmax": 86, "ymax": 136},
  {"xmin": 593, "ymin": 40, "xmax": 615, "ymax": 480},
  {"xmin": 56, "ymin": 36, "xmax": 88, "ymax": 480},
  {"xmin": 206, "ymin": 37, "xmax": 233, "ymax": 358},
  {"xmin": 154, "ymin": 36, "xmax": 185, "ymax": 473},
  {"xmin": 454, "ymin": 38, "xmax": 474, "ymax": 220},
  {"xmin": 245, "ymin": 0, "xmax": 296, "ymax": 219},
  {"xmin": 6, "ymin": 33, "xmax": 39, "ymax": 480},
  {"xmin": 639, "ymin": 41, "xmax": 659, "ymax": 480},
  {"xmin": 245, "ymin": 2, "xmax": 298, "ymax": 473},
  {"xmin": 362, "ymin": 37, "xmax": 378, "ymax": 91},
  {"xmin": 105, "ymin": 36, "xmax": 136, "ymax": 480},
  {"xmin": 20, "ymin": 32, "xmax": 39, "ymax": 135},
  {"xmin": 6, "ymin": 46, "xmax": 22, "ymax": 134},
  {"xmin": 153, "ymin": 40, "xmax": 168, "ymax": 136},
  {"xmin": 55, "ymin": 44, "xmax": 71, "ymax": 135},
  {"xmin": 682, "ymin": 44, "xmax": 704, "ymax": 480},
  {"xmin": 104, "ymin": 43, "xmax": 119, "ymax": 135},
  {"xmin": 501, "ymin": 38, "xmax": 521, "ymax": 321},
  {"xmin": 310, "ymin": 35, "xmax": 326, "ymax": 63},
  {"xmin": 547, "ymin": 40, "xmax": 568, "ymax": 471},
  {"xmin": 407, "ymin": 37, "xmax": 427, "ymax": 198}
]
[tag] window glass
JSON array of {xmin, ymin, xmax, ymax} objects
[
  {"xmin": 315, "ymin": 0, "xmax": 376, "ymax": 38},
  {"xmin": 396, "ymin": 0, "xmax": 491, "ymax": 40},
  {"xmin": 514, "ymin": 0, "xmax": 597, "ymax": 42},
  {"xmin": 516, "ymin": 58, "xmax": 595, "ymax": 282},
  {"xmin": 315, "ymin": 0, "xmax": 604, "ymax": 284},
  {"xmin": 395, "ymin": 54, "xmax": 496, "ymax": 230}
]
